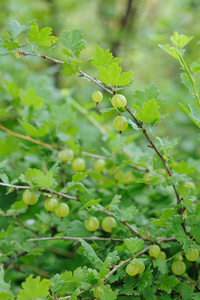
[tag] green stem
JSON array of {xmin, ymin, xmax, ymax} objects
[{"xmin": 178, "ymin": 53, "xmax": 200, "ymax": 109}]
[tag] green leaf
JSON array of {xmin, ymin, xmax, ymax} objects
[
  {"xmin": 91, "ymin": 46, "xmax": 121, "ymax": 68},
  {"xmin": 67, "ymin": 220, "xmax": 91, "ymax": 237},
  {"xmin": 7, "ymin": 20, "xmax": 28, "ymax": 37},
  {"xmin": 172, "ymin": 216, "xmax": 190, "ymax": 252},
  {"xmin": 128, "ymin": 119, "xmax": 139, "ymax": 131},
  {"xmin": 170, "ymin": 31, "xmax": 193, "ymax": 49},
  {"xmin": 137, "ymin": 268, "xmax": 153, "ymax": 293},
  {"xmin": 153, "ymin": 258, "xmax": 168, "ymax": 274},
  {"xmin": 61, "ymin": 27, "xmax": 86, "ymax": 58},
  {"xmin": 20, "ymin": 122, "xmax": 48, "ymax": 137},
  {"xmin": 132, "ymin": 99, "xmax": 161, "ymax": 123},
  {"xmin": 0, "ymin": 38, "xmax": 10, "ymax": 55},
  {"xmin": 143, "ymin": 286, "xmax": 157, "ymax": 300},
  {"xmin": 98, "ymin": 63, "xmax": 133, "ymax": 86},
  {"xmin": 179, "ymin": 103, "xmax": 200, "ymax": 127},
  {"xmin": 23, "ymin": 169, "xmax": 53, "ymax": 189},
  {"xmin": 134, "ymin": 84, "xmax": 161, "ymax": 106},
  {"xmin": 180, "ymin": 73, "xmax": 193, "ymax": 94},
  {"xmin": 159, "ymin": 44, "xmax": 180, "ymax": 59},
  {"xmin": 179, "ymin": 282, "xmax": 194, "ymax": 300},
  {"xmin": 17, "ymin": 275, "xmax": 51, "ymax": 300},
  {"xmin": 123, "ymin": 238, "xmax": 144, "ymax": 254},
  {"xmin": 28, "ymin": 25, "xmax": 58, "ymax": 48},
  {"xmin": 99, "ymin": 256, "xmax": 112, "ymax": 278},
  {"xmin": 72, "ymin": 170, "xmax": 90, "ymax": 183},
  {"xmin": 100, "ymin": 107, "xmax": 118, "ymax": 124},
  {"xmin": 19, "ymin": 87, "xmax": 44, "ymax": 110},
  {"xmin": 65, "ymin": 181, "xmax": 87, "ymax": 193},
  {"xmin": 0, "ymin": 266, "xmax": 14, "ymax": 299},
  {"xmin": 61, "ymin": 60, "xmax": 83, "ymax": 77},
  {"xmin": 151, "ymin": 208, "xmax": 176, "ymax": 227},
  {"xmin": 101, "ymin": 285, "xmax": 118, "ymax": 300},
  {"xmin": 159, "ymin": 275, "xmax": 178, "ymax": 293},
  {"xmin": 79, "ymin": 198, "xmax": 101, "ymax": 211},
  {"xmin": 79, "ymin": 239, "xmax": 102, "ymax": 269},
  {"xmin": 191, "ymin": 59, "xmax": 200, "ymax": 73},
  {"xmin": 3, "ymin": 38, "xmax": 20, "ymax": 51}
]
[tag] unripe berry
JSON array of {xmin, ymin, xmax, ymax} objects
[
  {"xmin": 94, "ymin": 159, "xmax": 105, "ymax": 172},
  {"xmin": 93, "ymin": 286, "xmax": 102, "ymax": 299},
  {"xmin": 23, "ymin": 189, "xmax": 38, "ymax": 206},
  {"xmin": 137, "ymin": 262, "xmax": 145, "ymax": 274},
  {"xmin": 185, "ymin": 248, "xmax": 199, "ymax": 261},
  {"xmin": 55, "ymin": 203, "xmax": 69, "ymax": 219},
  {"xmin": 158, "ymin": 251, "xmax": 166, "ymax": 260},
  {"xmin": 102, "ymin": 216, "xmax": 116, "ymax": 233},
  {"xmin": 113, "ymin": 116, "xmax": 128, "ymax": 133},
  {"xmin": 126, "ymin": 263, "xmax": 139, "ymax": 276},
  {"xmin": 59, "ymin": 149, "xmax": 74, "ymax": 162},
  {"xmin": 149, "ymin": 245, "xmax": 161, "ymax": 258},
  {"xmin": 85, "ymin": 217, "xmax": 100, "ymax": 232},
  {"xmin": 72, "ymin": 158, "xmax": 86, "ymax": 172},
  {"xmin": 44, "ymin": 198, "xmax": 59, "ymax": 212},
  {"xmin": 171, "ymin": 261, "xmax": 186, "ymax": 275},
  {"xmin": 114, "ymin": 170, "xmax": 124, "ymax": 181},
  {"xmin": 92, "ymin": 91, "xmax": 103, "ymax": 103},
  {"xmin": 111, "ymin": 94, "xmax": 127, "ymax": 108}
]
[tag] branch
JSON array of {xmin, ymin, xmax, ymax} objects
[
  {"xmin": 26, "ymin": 236, "xmax": 124, "ymax": 243},
  {"xmin": 0, "ymin": 124, "xmax": 54, "ymax": 149},
  {"xmin": 4, "ymin": 213, "xmax": 38, "ymax": 235},
  {"xmin": 0, "ymin": 182, "xmax": 78, "ymax": 201}
]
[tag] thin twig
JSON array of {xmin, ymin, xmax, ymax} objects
[{"xmin": 26, "ymin": 236, "xmax": 124, "ymax": 243}]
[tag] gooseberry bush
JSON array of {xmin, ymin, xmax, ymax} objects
[{"xmin": 0, "ymin": 21, "xmax": 200, "ymax": 299}]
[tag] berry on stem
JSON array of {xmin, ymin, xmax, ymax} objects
[
  {"xmin": 92, "ymin": 91, "xmax": 103, "ymax": 109},
  {"xmin": 171, "ymin": 261, "xmax": 186, "ymax": 275},
  {"xmin": 111, "ymin": 94, "xmax": 127, "ymax": 108},
  {"xmin": 126, "ymin": 263, "xmax": 139, "ymax": 276},
  {"xmin": 23, "ymin": 189, "xmax": 38, "ymax": 206},
  {"xmin": 102, "ymin": 216, "xmax": 116, "ymax": 233},
  {"xmin": 72, "ymin": 158, "xmax": 86, "ymax": 172},
  {"xmin": 59, "ymin": 149, "xmax": 74, "ymax": 163},
  {"xmin": 93, "ymin": 286, "xmax": 102, "ymax": 299},
  {"xmin": 44, "ymin": 198, "xmax": 59, "ymax": 214},
  {"xmin": 113, "ymin": 116, "xmax": 128, "ymax": 134},
  {"xmin": 55, "ymin": 203, "xmax": 69, "ymax": 220},
  {"xmin": 158, "ymin": 251, "xmax": 166, "ymax": 260},
  {"xmin": 149, "ymin": 245, "xmax": 161, "ymax": 258},
  {"xmin": 85, "ymin": 216, "xmax": 100, "ymax": 232},
  {"xmin": 94, "ymin": 159, "xmax": 105, "ymax": 172},
  {"xmin": 137, "ymin": 262, "xmax": 145, "ymax": 274},
  {"xmin": 185, "ymin": 248, "xmax": 199, "ymax": 261}
]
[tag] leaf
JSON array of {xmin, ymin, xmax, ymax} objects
[
  {"xmin": 191, "ymin": 59, "xmax": 200, "ymax": 73},
  {"xmin": 170, "ymin": 31, "xmax": 193, "ymax": 49},
  {"xmin": 128, "ymin": 119, "xmax": 139, "ymax": 131},
  {"xmin": 98, "ymin": 63, "xmax": 133, "ymax": 86},
  {"xmin": 151, "ymin": 208, "xmax": 176, "ymax": 227},
  {"xmin": 28, "ymin": 25, "xmax": 58, "ymax": 48},
  {"xmin": 20, "ymin": 122, "xmax": 48, "ymax": 137},
  {"xmin": 7, "ymin": 20, "xmax": 28, "ymax": 37},
  {"xmin": 3, "ymin": 38, "xmax": 20, "ymax": 51},
  {"xmin": 123, "ymin": 238, "xmax": 144, "ymax": 254},
  {"xmin": 159, "ymin": 275, "xmax": 178, "ymax": 293},
  {"xmin": 179, "ymin": 282, "xmax": 194, "ymax": 300},
  {"xmin": 65, "ymin": 181, "xmax": 87, "ymax": 193},
  {"xmin": 79, "ymin": 198, "xmax": 101, "ymax": 211},
  {"xmin": 100, "ymin": 108, "xmax": 118, "ymax": 124},
  {"xmin": 0, "ymin": 38, "xmax": 10, "ymax": 55},
  {"xmin": 24, "ymin": 169, "xmax": 53, "ymax": 189},
  {"xmin": 180, "ymin": 73, "xmax": 193, "ymax": 94},
  {"xmin": 17, "ymin": 275, "xmax": 51, "ymax": 300},
  {"xmin": 134, "ymin": 84, "xmax": 161, "ymax": 106},
  {"xmin": 172, "ymin": 216, "xmax": 190, "ymax": 252},
  {"xmin": 91, "ymin": 46, "xmax": 121, "ymax": 68},
  {"xmin": 61, "ymin": 27, "xmax": 86, "ymax": 58},
  {"xmin": 99, "ymin": 256, "xmax": 112, "ymax": 278},
  {"xmin": 101, "ymin": 285, "xmax": 118, "ymax": 300},
  {"xmin": 79, "ymin": 239, "xmax": 102, "ymax": 269},
  {"xmin": 137, "ymin": 268, "xmax": 153, "ymax": 293},
  {"xmin": 159, "ymin": 44, "xmax": 180, "ymax": 59},
  {"xmin": 153, "ymin": 258, "xmax": 168, "ymax": 274},
  {"xmin": 19, "ymin": 87, "xmax": 44, "ymax": 110},
  {"xmin": 0, "ymin": 266, "xmax": 14, "ymax": 299},
  {"xmin": 72, "ymin": 170, "xmax": 90, "ymax": 183},
  {"xmin": 61, "ymin": 60, "xmax": 83, "ymax": 77},
  {"xmin": 179, "ymin": 103, "xmax": 200, "ymax": 127},
  {"xmin": 67, "ymin": 220, "xmax": 91, "ymax": 237},
  {"xmin": 143, "ymin": 286, "xmax": 157, "ymax": 300},
  {"xmin": 132, "ymin": 99, "xmax": 161, "ymax": 123}
]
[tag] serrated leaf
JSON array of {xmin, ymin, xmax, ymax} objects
[
  {"xmin": 172, "ymin": 216, "xmax": 190, "ymax": 252},
  {"xmin": 7, "ymin": 20, "xmax": 28, "ymax": 37},
  {"xmin": 16, "ymin": 275, "xmax": 51, "ymax": 300},
  {"xmin": 99, "ymin": 256, "xmax": 112, "ymax": 278},
  {"xmin": 0, "ymin": 38, "xmax": 10, "ymax": 55},
  {"xmin": 123, "ymin": 238, "xmax": 144, "ymax": 254},
  {"xmin": 31, "ymin": 170, "xmax": 53, "ymax": 189},
  {"xmin": 180, "ymin": 73, "xmax": 193, "ymax": 94},
  {"xmin": 100, "ymin": 107, "xmax": 117, "ymax": 123},
  {"xmin": 28, "ymin": 25, "xmax": 58, "ymax": 48},
  {"xmin": 79, "ymin": 198, "xmax": 101, "ymax": 211},
  {"xmin": 137, "ymin": 268, "xmax": 153, "ymax": 293},
  {"xmin": 67, "ymin": 220, "xmax": 91, "ymax": 237},
  {"xmin": 20, "ymin": 122, "xmax": 48, "ymax": 137},
  {"xmin": 72, "ymin": 170, "xmax": 90, "ymax": 183},
  {"xmin": 179, "ymin": 282, "xmax": 194, "ymax": 300},
  {"xmin": 101, "ymin": 285, "xmax": 118, "ymax": 300},
  {"xmin": 153, "ymin": 258, "xmax": 168, "ymax": 274},
  {"xmin": 132, "ymin": 99, "xmax": 161, "ymax": 123},
  {"xmin": 98, "ymin": 63, "xmax": 133, "ymax": 86},
  {"xmin": 3, "ymin": 38, "xmax": 20, "ymax": 51},
  {"xmin": 0, "ymin": 266, "xmax": 14, "ymax": 299},
  {"xmin": 191, "ymin": 59, "xmax": 200, "ymax": 73},
  {"xmin": 61, "ymin": 60, "xmax": 83, "ymax": 77},
  {"xmin": 61, "ymin": 27, "xmax": 86, "ymax": 58},
  {"xmin": 79, "ymin": 239, "xmax": 102, "ymax": 269},
  {"xmin": 143, "ymin": 286, "xmax": 157, "ymax": 300},
  {"xmin": 159, "ymin": 275, "xmax": 178, "ymax": 293},
  {"xmin": 170, "ymin": 31, "xmax": 193, "ymax": 49},
  {"xmin": 65, "ymin": 181, "xmax": 87, "ymax": 193},
  {"xmin": 134, "ymin": 84, "xmax": 161, "ymax": 106},
  {"xmin": 128, "ymin": 119, "xmax": 139, "ymax": 131},
  {"xmin": 159, "ymin": 44, "xmax": 180, "ymax": 59},
  {"xmin": 179, "ymin": 103, "xmax": 200, "ymax": 127},
  {"xmin": 19, "ymin": 87, "xmax": 43, "ymax": 110},
  {"xmin": 91, "ymin": 46, "xmax": 121, "ymax": 68},
  {"xmin": 151, "ymin": 208, "xmax": 176, "ymax": 227}
]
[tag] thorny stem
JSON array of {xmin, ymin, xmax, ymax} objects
[{"xmin": 26, "ymin": 236, "xmax": 124, "ymax": 242}]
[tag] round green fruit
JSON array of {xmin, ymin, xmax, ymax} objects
[
  {"xmin": 171, "ymin": 261, "xmax": 186, "ymax": 275},
  {"xmin": 44, "ymin": 198, "xmax": 59, "ymax": 212},
  {"xmin": 126, "ymin": 263, "xmax": 139, "ymax": 276},
  {"xmin": 137, "ymin": 262, "xmax": 145, "ymax": 274},
  {"xmin": 23, "ymin": 189, "xmax": 38, "ymax": 205},
  {"xmin": 158, "ymin": 251, "xmax": 166, "ymax": 260},
  {"xmin": 92, "ymin": 91, "xmax": 103, "ymax": 103},
  {"xmin": 114, "ymin": 170, "xmax": 124, "ymax": 181},
  {"xmin": 59, "ymin": 149, "xmax": 74, "ymax": 162},
  {"xmin": 72, "ymin": 158, "xmax": 86, "ymax": 172},
  {"xmin": 113, "ymin": 116, "xmax": 128, "ymax": 132},
  {"xmin": 185, "ymin": 248, "xmax": 199, "ymax": 262},
  {"xmin": 85, "ymin": 217, "xmax": 100, "ymax": 232},
  {"xmin": 111, "ymin": 94, "xmax": 127, "ymax": 108},
  {"xmin": 102, "ymin": 216, "xmax": 116, "ymax": 233},
  {"xmin": 94, "ymin": 159, "xmax": 105, "ymax": 172},
  {"xmin": 93, "ymin": 286, "xmax": 102, "ymax": 299},
  {"xmin": 55, "ymin": 203, "xmax": 69, "ymax": 218},
  {"xmin": 149, "ymin": 245, "xmax": 161, "ymax": 258}
]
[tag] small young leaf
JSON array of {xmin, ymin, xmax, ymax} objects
[
  {"xmin": 98, "ymin": 63, "xmax": 133, "ymax": 86},
  {"xmin": 61, "ymin": 27, "xmax": 86, "ymax": 58},
  {"xmin": 170, "ymin": 31, "xmax": 193, "ymax": 49},
  {"xmin": 3, "ymin": 38, "xmax": 20, "ymax": 51},
  {"xmin": 159, "ymin": 44, "xmax": 180, "ymax": 59},
  {"xmin": 100, "ymin": 108, "xmax": 118, "ymax": 124},
  {"xmin": 19, "ymin": 87, "xmax": 44, "ymax": 110},
  {"xmin": 28, "ymin": 25, "xmax": 58, "ymax": 48},
  {"xmin": 153, "ymin": 258, "xmax": 168, "ymax": 274},
  {"xmin": 7, "ymin": 20, "xmax": 28, "ymax": 37},
  {"xmin": 132, "ymin": 99, "xmax": 161, "ymax": 123},
  {"xmin": 0, "ymin": 266, "xmax": 14, "ymax": 300},
  {"xmin": 191, "ymin": 59, "xmax": 200, "ymax": 73},
  {"xmin": 91, "ymin": 46, "xmax": 121, "ymax": 68},
  {"xmin": 123, "ymin": 238, "xmax": 144, "ymax": 254},
  {"xmin": 79, "ymin": 238, "xmax": 102, "ymax": 269},
  {"xmin": 61, "ymin": 60, "xmax": 83, "ymax": 77}
]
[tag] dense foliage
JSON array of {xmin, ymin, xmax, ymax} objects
[{"xmin": 1, "ymin": 5, "xmax": 200, "ymax": 300}]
